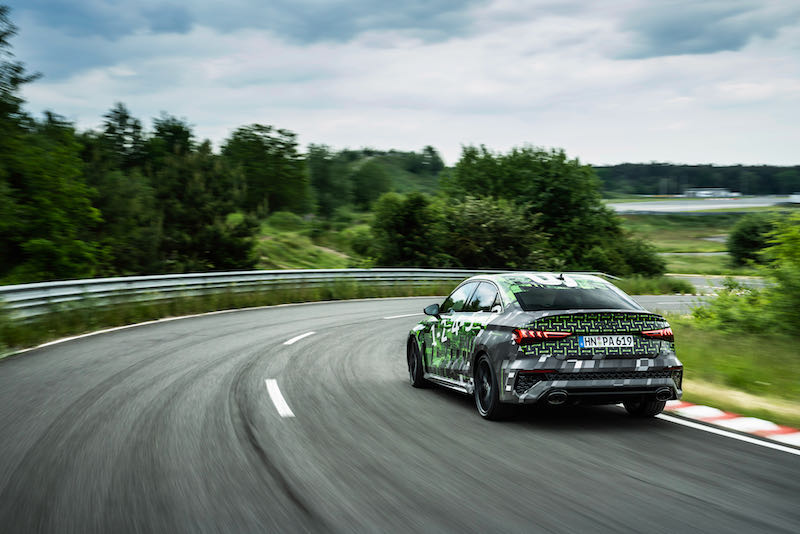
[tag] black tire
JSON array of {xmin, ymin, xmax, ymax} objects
[
  {"xmin": 407, "ymin": 340, "xmax": 427, "ymax": 388},
  {"xmin": 623, "ymin": 398, "xmax": 666, "ymax": 417},
  {"xmin": 474, "ymin": 355, "xmax": 510, "ymax": 420}
]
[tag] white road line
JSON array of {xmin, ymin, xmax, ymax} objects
[
  {"xmin": 265, "ymin": 379, "xmax": 295, "ymax": 418},
  {"xmin": 656, "ymin": 414, "xmax": 800, "ymax": 457},
  {"xmin": 383, "ymin": 313, "xmax": 422, "ymax": 319},
  {"xmin": 283, "ymin": 331, "xmax": 315, "ymax": 345}
]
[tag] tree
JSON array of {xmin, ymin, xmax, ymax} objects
[
  {"xmin": 0, "ymin": 10, "xmax": 100, "ymax": 282},
  {"xmin": 727, "ymin": 213, "xmax": 777, "ymax": 266},
  {"xmin": 101, "ymin": 102, "xmax": 146, "ymax": 170},
  {"xmin": 351, "ymin": 158, "xmax": 392, "ymax": 209},
  {"xmin": 222, "ymin": 124, "xmax": 310, "ymax": 215},
  {"xmin": 371, "ymin": 192, "xmax": 450, "ymax": 267},
  {"xmin": 1, "ymin": 113, "xmax": 102, "ymax": 282},
  {"xmin": 307, "ymin": 144, "xmax": 352, "ymax": 217},
  {"xmin": 440, "ymin": 196, "xmax": 552, "ymax": 270}
]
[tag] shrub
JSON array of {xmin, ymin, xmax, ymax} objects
[{"xmin": 727, "ymin": 213, "xmax": 775, "ymax": 266}]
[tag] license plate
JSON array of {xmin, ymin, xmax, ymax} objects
[{"xmin": 579, "ymin": 335, "xmax": 634, "ymax": 348}]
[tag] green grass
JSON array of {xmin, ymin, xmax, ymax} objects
[
  {"xmin": 0, "ymin": 282, "xmax": 457, "ymax": 355},
  {"xmin": 613, "ymin": 276, "xmax": 695, "ymax": 295},
  {"xmin": 663, "ymin": 254, "xmax": 759, "ymax": 275},
  {"xmin": 255, "ymin": 213, "xmax": 358, "ymax": 269},
  {"xmin": 669, "ymin": 318, "xmax": 800, "ymax": 427},
  {"xmin": 620, "ymin": 213, "xmax": 740, "ymax": 253},
  {"xmin": 671, "ymin": 319, "xmax": 800, "ymax": 402},
  {"xmin": 256, "ymin": 233, "xmax": 352, "ymax": 269}
]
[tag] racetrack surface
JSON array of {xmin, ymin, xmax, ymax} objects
[{"xmin": 1, "ymin": 298, "xmax": 798, "ymax": 533}]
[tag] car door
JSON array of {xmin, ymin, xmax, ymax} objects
[
  {"xmin": 426, "ymin": 281, "xmax": 479, "ymax": 377},
  {"xmin": 445, "ymin": 281, "xmax": 502, "ymax": 379}
]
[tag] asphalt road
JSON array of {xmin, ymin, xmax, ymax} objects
[
  {"xmin": 607, "ymin": 196, "xmax": 788, "ymax": 213},
  {"xmin": 1, "ymin": 298, "xmax": 798, "ymax": 533}
]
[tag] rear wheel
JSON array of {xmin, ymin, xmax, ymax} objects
[
  {"xmin": 474, "ymin": 355, "xmax": 510, "ymax": 420},
  {"xmin": 623, "ymin": 398, "xmax": 666, "ymax": 417},
  {"xmin": 407, "ymin": 340, "xmax": 427, "ymax": 388}
]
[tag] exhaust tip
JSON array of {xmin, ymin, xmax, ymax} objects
[
  {"xmin": 655, "ymin": 388, "xmax": 673, "ymax": 402},
  {"xmin": 547, "ymin": 390, "xmax": 568, "ymax": 406}
]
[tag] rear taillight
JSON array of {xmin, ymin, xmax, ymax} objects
[
  {"xmin": 513, "ymin": 329, "xmax": 572, "ymax": 344},
  {"xmin": 642, "ymin": 327, "xmax": 674, "ymax": 342}
]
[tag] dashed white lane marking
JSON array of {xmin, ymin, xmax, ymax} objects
[
  {"xmin": 265, "ymin": 379, "xmax": 295, "ymax": 418},
  {"xmin": 383, "ymin": 313, "xmax": 422, "ymax": 319},
  {"xmin": 656, "ymin": 414, "xmax": 800, "ymax": 457},
  {"xmin": 283, "ymin": 331, "xmax": 315, "ymax": 345}
]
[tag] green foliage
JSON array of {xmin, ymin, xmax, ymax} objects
[
  {"xmin": 444, "ymin": 145, "xmax": 664, "ymax": 276},
  {"xmin": 265, "ymin": 211, "xmax": 306, "ymax": 231},
  {"xmin": 371, "ymin": 192, "xmax": 449, "ymax": 267},
  {"xmin": 351, "ymin": 159, "xmax": 392, "ymax": 209},
  {"xmin": 693, "ymin": 214, "xmax": 800, "ymax": 333},
  {"xmin": 222, "ymin": 124, "xmax": 310, "ymax": 215},
  {"xmin": 338, "ymin": 224, "xmax": 374, "ymax": 256},
  {"xmin": 727, "ymin": 213, "xmax": 776, "ymax": 266},
  {"xmin": 612, "ymin": 276, "xmax": 695, "ymax": 295},
  {"xmin": 1, "ymin": 113, "xmax": 102, "ymax": 282},
  {"xmin": 439, "ymin": 196, "xmax": 553, "ymax": 270}
]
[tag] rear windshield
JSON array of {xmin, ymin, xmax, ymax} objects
[{"xmin": 514, "ymin": 286, "xmax": 640, "ymax": 311}]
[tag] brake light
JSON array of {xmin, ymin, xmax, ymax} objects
[
  {"xmin": 513, "ymin": 329, "xmax": 572, "ymax": 344},
  {"xmin": 642, "ymin": 327, "xmax": 674, "ymax": 342}
]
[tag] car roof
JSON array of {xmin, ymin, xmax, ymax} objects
[
  {"xmin": 466, "ymin": 272, "xmax": 609, "ymax": 287},
  {"xmin": 461, "ymin": 272, "xmax": 615, "ymax": 307}
]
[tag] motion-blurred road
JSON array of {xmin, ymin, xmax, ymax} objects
[
  {"xmin": 607, "ymin": 196, "xmax": 789, "ymax": 213},
  {"xmin": 1, "ymin": 298, "xmax": 797, "ymax": 533}
]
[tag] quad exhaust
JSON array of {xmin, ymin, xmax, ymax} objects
[
  {"xmin": 546, "ymin": 390, "xmax": 568, "ymax": 405},
  {"xmin": 655, "ymin": 387, "xmax": 673, "ymax": 401}
]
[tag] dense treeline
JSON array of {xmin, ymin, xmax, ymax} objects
[
  {"xmin": 1, "ymin": 6, "xmax": 665, "ymax": 283},
  {"xmin": 595, "ymin": 163, "xmax": 800, "ymax": 195}
]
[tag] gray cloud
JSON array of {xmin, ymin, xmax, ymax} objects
[
  {"xmin": 619, "ymin": 0, "xmax": 800, "ymax": 58},
  {"xmin": 6, "ymin": 0, "xmax": 487, "ymax": 79},
  {"xmin": 9, "ymin": 0, "xmax": 485, "ymax": 42}
]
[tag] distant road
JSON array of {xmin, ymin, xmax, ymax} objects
[{"xmin": 608, "ymin": 196, "xmax": 789, "ymax": 213}]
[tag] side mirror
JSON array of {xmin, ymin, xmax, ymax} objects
[{"xmin": 423, "ymin": 303, "xmax": 440, "ymax": 318}]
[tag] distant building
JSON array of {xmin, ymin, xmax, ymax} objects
[{"xmin": 684, "ymin": 187, "xmax": 739, "ymax": 198}]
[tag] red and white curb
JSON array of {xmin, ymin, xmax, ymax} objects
[{"xmin": 665, "ymin": 400, "xmax": 800, "ymax": 447}]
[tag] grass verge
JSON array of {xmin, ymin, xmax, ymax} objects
[
  {"xmin": 664, "ymin": 254, "xmax": 759, "ymax": 275},
  {"xmin": 620, "ymin": 213, "xmax": 739, "ymax": 253},
  {"xmin": 0, "ymin": 282, "xmax": 456, "ymax": 355},
  {"xmin": 613, "ymin": 276, "xmax": 695, "ymax": 295},
  {"xmin": 670, "ymin": 318, "xmax": 800, "ymax": 427}
]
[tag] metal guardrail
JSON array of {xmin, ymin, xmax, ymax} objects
[{"xmin": 0, "ymin": 269, "xmax": 616, "ymax": 319}]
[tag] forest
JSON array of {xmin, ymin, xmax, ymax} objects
[{"xmin": 596, "ymin": 163, "xmax": 800, "ymax": 196}]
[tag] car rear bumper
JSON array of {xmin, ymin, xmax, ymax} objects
[{"xmin": 503, "ymin": 365, "xmax": 683, "ymax": 405}]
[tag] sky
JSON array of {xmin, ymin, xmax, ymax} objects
[{"xmin": 5, "ymin": 0, "xmax": 800, "ymax": 165}]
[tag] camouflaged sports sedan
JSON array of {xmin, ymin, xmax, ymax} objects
[{"xmin": 407, "ymin": 272, "xmax": 683, "ymax": 419}]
